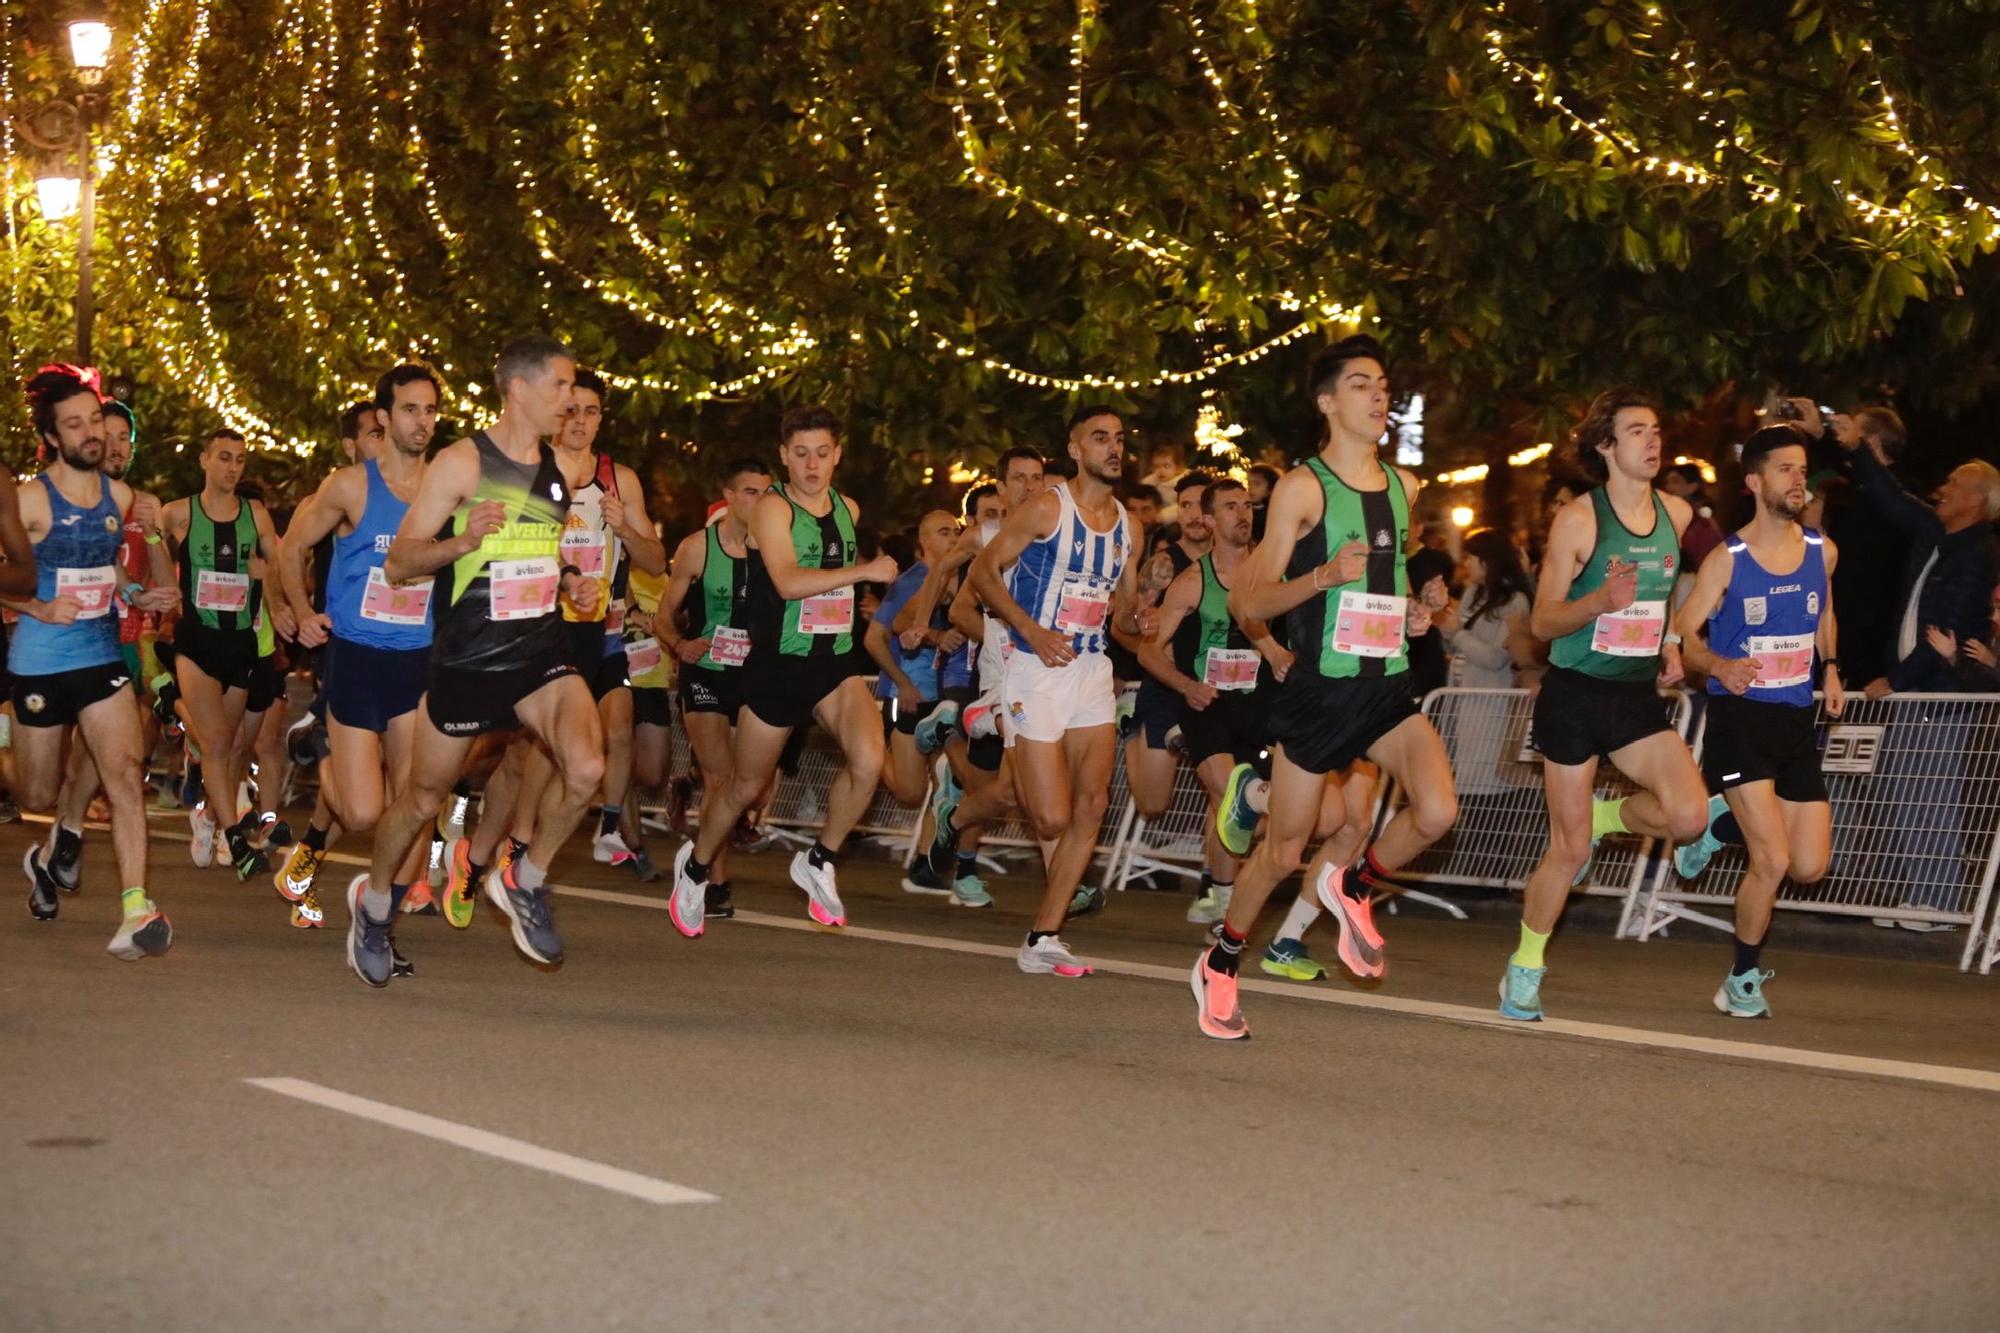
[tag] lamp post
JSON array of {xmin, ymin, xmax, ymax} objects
[{"xmin": 10, "ymin": 11, "xmax": 113, "ymax": 365}]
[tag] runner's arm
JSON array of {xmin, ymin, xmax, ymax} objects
[
  {"xmin": 384, "ymin": 441, "xmax": 490, "ymax": 584},
  {"xmin": 279, "ymin": 475, "xmax": 356, "ymax": 634},
  {"xmin": 947, "ymin": 575, "xmax": 984, "ymax": 642},
  {"xmin": 1135, "ymin": 566, "xmax": 1202, "ymax": 697},
  {"xmin": 863, "ymin": 620, "xmax": 919, "ymax": 700},
  {"xmin": 1818, "ymin": 538, "xmax": 1842, "ymax": 702},
  {"xmin": 967, "ymin": 490, "xmax": 1060, "ymax": 646},
  {"xmin": 1228, "ymin": 470, "xmax": 1331, "ymax": 623},
  {"xmin": 655, "ymin": 530, "xmax": 704, "ymax": 654},
  {"xmin": 608, "ymin": 463, "xmax": 667, "ymax": 577},
  {"xmin": 250, "ymin": 499, "xmax": 296, "ymax": 638},
  {"xmin": 1528, "ymin": 499, "xmax": 1614, "ymax": 640},
  {"xmin": 751, "ymin": 492, "xmax": 896, "ymax": 598},
  {"xmin": 0, "ymin": 476, "xmax": 37, "ymax": 598},
  {"xmin": 1671, "ymin": 542, "xmax": 1735, "ymax": 679},
  {"xmin": 892, "ymin": 532, "xmax": 974, "ymax": 636},
  {"xmin": 131, "ymin": 489, "xmax": 176, "ymax": 595}
]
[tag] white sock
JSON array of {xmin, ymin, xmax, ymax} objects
[
  {"xmin": 514, "ymin": 857, "xmax": 547, "ymax": 891},
  {"xmin": 1276, "ymin": 892, "xmax": 1321, "ymax": 944}
]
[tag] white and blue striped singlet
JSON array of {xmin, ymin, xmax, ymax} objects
[{"xmin": 1006, "ymin": 482, "xmax": 1129, "ymax": 656}]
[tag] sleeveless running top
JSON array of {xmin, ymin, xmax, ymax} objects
[
  {"xmin": 327, "ymin": 458, "xmax": 433, "ymax": 651},
  {"xmin": 1174, "ymin": 554, "xmax": 1268, "ymax": 693},
  {"xmin": 1283, "ymin": 457, "xmax": 1410, "ymax": 680},
  {"xmin": 1006, "ymin": 482, "xmax": 1129, "ymax": 657},
  {"xmin": 10, "ymin": 474, "xmax": 124, "ymax": 676},
  {"xmin": 114, "ymin": 502, "xmax": 152, "ymax": 647},
  {"xmin": 1705, "ymin": 529, "xmax": 1827, "ymax": 708},
  {"xmin": 749, "ymin": 482, "xmax": 858, "ymax": 658},
  {"xmin": 623, "ymin": 561, "xmax": 669, "ymax": 689},
  {"xmin": 560, "ymin": 451, "xmax": 625, "ymax": 631},
  {"xmin": 431, "ymin": 433, "xmax": 571, "ymax": 672},
  {"xmin": 693, "ymin": 521, "xmax": 751, "ymax": 669},
  {"xmin": 180, "ymin": 493, "xmax": 260, "ymax": 634},
  {"xmin": 1550, "ymin": 487, "xmax": 1678, "ymax": 682}
]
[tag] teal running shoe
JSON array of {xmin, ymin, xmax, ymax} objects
[
  {"xmin": 1260, "ymin": 937, "xmax": 1326, "ymax": 982},
  {"xmin": 1571, "ymin": 835, "xmax": 1602, "ymax": 888},
  {"xmin": 948, "ymin": 873, "xmax": 994, "ymax": 909},
  {"xmin": 1675, "ymin": 794, "xmax": 1731, "ymax": 880},
  {"xmin": 924, "ymin": 762, "xmax": 963, "ymax": 878},
  {"xmin": 1216, "ymin": 762, "xmax": 1260, "ymax": 857},
  {"xmin": 1498, "ymin": 962, "xmax": 1546, "ymax": 1021},
  {"xmin": 1066, "ymin": 885, "xmax": 1105, "ymax": 919},
  {"xmin": 1713, "ymin": 967, "xmax": 1773, "ymax": 1019},
  {"xmin": 915, "ymin": 700, "xmax": 961, "ymax": 756}
]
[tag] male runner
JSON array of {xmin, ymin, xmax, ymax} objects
[
  {"xmin": 868, "ymin": 509, "xmax": 962, "ymax": 808},
  {"xmin": 279, "ymin": 365, "xmax": 441, "ymax": 960},
  {"xmin": 658, "ymin": 458, "xmax": 771, "ymax": 918},
  {"xmin": 1671, "ymin": 424, "xmax": 1842, "ymax": 1018},
  {"xmin": 12, "ymin": 369, "xmax": 173, "ymax": 958},
  {"xmin": 619, "ymin": 517, "xmax": 672, "ymax": 881},
  {"xmin": 353, "ymin": 335, "xmax": 605, "ymax": 987},
  {"xmin": 956, "ymin": 406, "xmax": 1146, "ymax": 976},
  {"xmin": 669, "ymin": 406, "xmax": 899, "ymax": 936},
  {"xmin": 160, "ymin": 429, "xmax": 292, "ymax": 877},
  {"xmin": 1500, "ymin": 385, "xmax": 1707, "ymax": 1022},
  {"xmin": 1192, "ymin": 335, "xmax": 1459, "ymax": 1039},
  {"xmin": 1125, "ymin": 470, "xmax": 1214, "ymax": 869}
]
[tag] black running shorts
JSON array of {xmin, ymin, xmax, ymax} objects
[
  {"xmin": 1531, "ymin": 666, "xmax": 1676, "ymax": 767},
  {"xmin": 741, "ymin": 652, "xmax": 853, "ymax": 731},
  {"xmin": 1700, "ymin": 693, "xmax": 1827, "ymax": 803},
  {"xmin": 1179, "ymin": 686, "xmax": 1274, "ymax": 772},
  {"xmin": 425, "ymin": 651, "xmax": 579, "ymax": 737},
  {"xmin": 11, "ymin": 660, "xmax": 132, "ymax": 728},
  {"xmin": 175, "ymin": 621, "xmax": 260, "ymax": 692},
  {"xmin": 1269, "ymin": 671, "xmax": 1417, "ymax": 776},
  {"xmin": 632, "ymin": 686, "xmax": 671, "ymax": 728},
  {"xmin": 678, "ymin": 663, "xmax": 744, "ymax": 719}
]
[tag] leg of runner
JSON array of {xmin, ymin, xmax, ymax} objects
[
  {"xmin": 881, "ymin": 714, "xmax": 928, "ymax": 805},
  {"xmin": 509, "ymin": 738, "xmax": 553, "ymax": 851},
  {"xmin": 1359, "ymin": 716, "xmax": 1460, "ymax": 871},
  {"xmin": 49, "ymin": 742, "xmax": 99, "ymax": 893},
  {"xmin": 75, "ymin": 686, "xmax": 162, "ymax": 957},
  {"xmin": 175, "ymin": 657, "xmax": 250, "ymax": 863},
  {"xmin": 1019, "ymin": 723, "xmax": 1114, "ymax": 939},
  {"xmin": 783, "ymin": 677, "xmax": 887, "ymax": 927},
  {"xmin": 510, "ymin": 678, "xmax": 606, "ymax": 901},
  {"xmin": 681, "ymin": 709, "xmax": 735, "ymax": 890},
  {"xmin": 1594, "ymin": 731, "xmax": 1710, "ymax": 849},
  {"xmin": 1714, "ymin": 785, "xmax": 1830, "ymax": 1019},
  {"xmin": 673, "ymin": 715, "xmax": 793, "ymax": 936},
  {"xmin": 1188, "ymin": 753, "xmax": 1241, "ymax": 924},
  {"xmin": 1124, "ymin": 733, "xmax": 1175, "ymax": 827},
  {"xmin": 465, "ymin": 737, "xmax": 530, "ymax": 872},
  {"xmin": 591, "ymin": 686, "xmax": 636, "ymax": 865},
  {"xmin": 359, "ymin": 710, "xmax": 474, "ymax": 983}
]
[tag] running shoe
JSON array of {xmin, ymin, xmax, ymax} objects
[
  {"xmin": 1713, "ymin": 968, "xmax": 1773, "ymax": 1019},
  {"xmin": 924, "ymin": 781, "xmax": 963, "ymax": 880},
  {"xmin": 1260, "ymin": 937, "xmax": 1327, "ymax": 982},
  {"xmin": 258, "ymin": 813, "xmax": 294, "ymax": 849},
  {"xmin": 0, "ymin": 797, "xmax": 18, "ymax": 824},
  {"xmin": 228, "ymin": 827, "xmax": 270, "ymax": 882},
  {"xmin": 1498, "ymin": 962, "xmax": 1546, "ymax": 1021},
  {"xmin": 1190, "ymin": 950, "xmax": 1249, "ymax": 1040},
  {"xmin": 948, "ymin": 873, "xmax": 994, "ymax": 909},
  {"xmin": 789, "ymin": 851, "xmax": 847, "ymax": 928},
  {"xmin": 441, "ymin": 839, "xmax": 478, "ymax": 930},
  {"xmin": 1017, "ymin": 934, "xmax": 1093, "ymax": 977},
  {"xmin": 1186, "ymin": 883, "xmax": 1231, "ymax": 925},
  {"xmin": 593, "ymin": 830, "xmax": 636, "ymax": 866},
  {"xmin": 668, "ymin": 841, "xmax": 707, "ymax": 938},
  {"xmin": 289, "ymin": 883, "xmax": 325, "ymax": 929},
  {"xmin": 106, "ymin": 900, "xmax": 172, "ymax": 960},
  {"xmin": 482, "ymin": 863, "xmax": 565, "ymax": 966},
  {"xmin": 424, "ymin": 831, "xmax": 448, "ymax": 889},
  {"xmin": 392, "ymin": 948, "xmax": 415, "ymax": 979},
  {"xmin": 1066, "ymin": 885, "xmax": 1105, "ymax": 919},
  {"xmin": 25, "ymin": 846, "xmax": 58, "ymax": 921},
  {"xmin": 625, "ymin": 845, "xmax": 661, "ymax": 882},
  {"xmin": 705, "ymin": 882, "xmax": 735, "ymax": 918},
  {"xmin": 963, "ymin": 699, "xmax": 998, "ymax": 740},
  {"xmin": 1215, "ymin": 762, "xmax": 1260, "ymax": 857},
  {"xmin": 48, "ymin": 824, "xmax": 82, "ymax": 893},
  {"xmin": 437, "ymin": 790, "xmax": 472, "ymax": 844},
  {"xmin": 1313, "ymin": 862, "xmax": 1385, "ymax": 978},
  {"xmin": 189, "ymin": 805, "xmax": 216, "ymax": 868},
  {"xmin": 914, "ymin": 699, "xmax": 961, "ymax": 755},
  {"xmin": 931, "ymin": 752, "xmax": 960, "ymax": 814},
  {"xmin": 283, "ymin": 711, "xmax": 323, "ymax": 766},
  {"xmin": 900, "ymin": 858, "xmax": 950, "ymax": 896},
  {"xmin": 345, "ymin": 875, "xmax": 394, "ymax": 988},
  {"xmin": 272, "ymin": 843, "xmax": 323, "ymax": 904},
  {"xmin": 1164, "ymin": 725, "xmax": 1186, "ymax": 758},
  {"xmin": 1674, "ymin": 794, "xmax": 1731, "ymax": 880},
  {"xmin": 399, "ymin": 878, "xmax": 438, "ymax": 915}
]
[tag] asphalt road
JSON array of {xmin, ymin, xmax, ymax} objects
[{"xmin": 5, "ymin": 811, "xmax": 1998, "ymax": 1331}]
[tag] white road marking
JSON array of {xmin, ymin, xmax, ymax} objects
[{"xmin": 244, "ymin": 1077, "xmax": 717, "ymax": 1205}]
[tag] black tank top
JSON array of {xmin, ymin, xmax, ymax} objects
[{"xmin": 430, "ymin": 433, "xmax": 572, "ymax": 671}]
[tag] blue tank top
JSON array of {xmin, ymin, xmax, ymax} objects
[
  {"xmin": 1006, "ymin": 483, "xmax": 1129, "ymax": 656},
  {"xmin": 326, "ymin": 459, "xmax": 433, "ymax": 651},
  {"xmin": 1705, "ymin": 528, "xmax": 1826, "ymax": 708},
  {"xmin": 10, "ymin": 474, "xmax": 125, "ymax": 676}
]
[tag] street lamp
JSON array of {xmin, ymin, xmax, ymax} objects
[
  {"xmin": 34, "ymin": 171, "xmax": 82, "ymax": 221},
  {"xmin": 67, "ymin": 20, "xmax": 113, "ymax": 86},
  {"xmin": 9, "ymin": 10, "xmax": 113, "ymax": 363}
]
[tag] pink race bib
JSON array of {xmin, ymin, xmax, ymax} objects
[
  {"xmin": 1054, "ymin": 578, "xmax": 1111, "ymax": 634},
  {"xmin": 360, "ymin": 567, "xmax": 433, "ymax": 625},
  {"xmin": 1591, "ymin": 600, "xmax": 1667, "ymax": 657},
  {"xmin": 1331, "ymin": 590, "xmax": 1407, "ymax": 658},
  {"xmin": 1749, "ymin": 634, "xmax": 1813, "ymax": 690},
  {"xmin": 194, "ymin": 569, "xmax": 250, "ymax": 613},
  {"xmin": 709, "ymin": 626, "xmax": 752, "ymax": 667},
  {"xmin": 1202, "ymin": 647, "xmax": 1260, "ymax": 691},
  {"xmin": 58, "ymin": 565, "xmax": 118, "ymax": 620},
  {"xmin": 489, "ymin": 558, "xmax": 559, "ymax": 621},
  {"xmin": 799, "ymin": 587, "xmax": 853, "ymax": 635}
]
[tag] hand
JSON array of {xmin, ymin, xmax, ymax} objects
[
  {"xmin": 601, "ymin": 491, "xmax": 628, "ymax": 536},
  {"xmin": 135, "ymin": 586, "xmax": 180, "ymax": 613},
  {"xmin": 1924, "ymin": 625, "xmax": 1958, "ymax": 662},
  {"xmin": 1131, "ymin": 605, "xmax": 1160, "ymax": 639},
  {"xmin": 1432, "ymin": 600, "xmax": 1462, "ymax": 635},
  {"xmin": 1823, "ymin": 666, "xmax": 1845, "ymax": 718},
  {"xmin": 947, "ymin": 528, "xmax": 982, "ymax": 568},
  {"xmin": 1863, "ymin": 676, "xmax": 1893, "ymax": 701},
  {"xmin": 1598, "ymin": 558, "xmax": 1639, "ymax": 613},
  {"xmin": 463, "ymin": 499, "xmax": 507, "ymax": 546},
  {"xmin": 674, "ymin": 636, "xmax": 710, "ymax": 664},
  {"xmin": 1657, "ymin": 642, "xmax": 1685, "ymax": 688},
  {"xmin": 1784, "ymin": 397, "xmax": 1828, "ymax": 441},
  {"xmin": 295, "ymin": 610, "xmax": 332, "ymax": 648},
  {"xmin": 1406, "ymin": 598, "xmax": 1433, "ymax": 638},
  {"xmin": 1419, "ymin": 574, "xmax": 1449, "ymax": 611},
  {"xmin": 1143, "ymin": 553, "xmax": 1176, "ymax": 594},
  {"xmin": 1966, "ymin": 640, "xmax": 1998, "ymax": 670},
  {"xmin": 858, "ymin": 554, "xmax": 900, "ymax": 585},
  {"xmin": 34, "ymin": 595, "xmax": 81, "ymax": 625},
  {"xmin": 897, "ymin": 626, "xmax": 929, "ymax": 652},
  {"xmin": 129, "ymin": 492, "xmax": 160, "ymax": 533},
  {"xmin": 1712, "ymin": 656, "xmax": 1763, "ymax": 696},
  {"xmin": 1261, "ymin": 644, "xmax": 1294, "ymax": 683},
  {"xmin": 1320, "ymin": 540, "xmax": 1368, "ymax": 588},
  {"xmin": 937, "ymin": 629, "xmax": 966, "ymax": 654},
  {"xmin": 269, "ymin": 599, "xmax": 298, "ymax": 641},
  {"xmin": 564, "ymin": 571, "xmax": 602, "ymax": 617},
  {"xmin": 1182, "ymin": 680, "xmax": 1219, "ymax": 711},
  {"xmin": 1024, "ymin": 621, "xmax": 1075, "ymax": 669}
]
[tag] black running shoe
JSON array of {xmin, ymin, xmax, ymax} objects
[
  {"xmin": 392, "ymin": 947, "xmax": 415, "ymax": 978},
  {"xmin": 228, "ymin": 829, "xmax": 270, "ymax": 882},
  {"xmin": 24, "ymin": 846, "xmax": 58, "ymax": 921},
  {"xmin": 48, "ymin": 823, "xmax": 82, "ymax": 893},
  {"xmin": 705, "ymin": 882, "xmax": 735, "ymax": 919}
]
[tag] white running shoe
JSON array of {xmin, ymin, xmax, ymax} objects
[
  {"xmin": 593, "ymin": 830, "xmax": 635, "ymax": 866},
  {"xmin": 189, "ymin": 806, "xmax": 216, "ymax": 869},
  {"xmin": 1017, "ymin": 934, "xmax": 1094, "ymax": 977},
  {"xmin": 668, "ymin": 841, "xmax": 706, "ymax": 938},
  {"xmin": 1186, "ymin": 884, "xmax": 1231, "ymax": 925},
  {"xmin": 789, "ymin": 850, "xmax": 847, "ymax": 927},
  {"xmin": 438, "ymin": 791, "xmax": 471, "ymax": 843}
]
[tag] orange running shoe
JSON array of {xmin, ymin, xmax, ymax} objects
[
  {"xmin": 1314, "ymin": 862, "xmax": 1385, "ymax": 979},
  {"xmin": 1190, "ymin": 949, "xmax": 1249, "ymax": 1040},
  {"xmin": 289, "ymin": 883, "xmax": 325, "ymax": 929}
]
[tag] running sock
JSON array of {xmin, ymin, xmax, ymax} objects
[
  {"xmin": 808, "ymin": 841, "xmax": 839, "ymax": 870},
  {"xmin": 598, "ymin": 805, "xmax": 622, "ymax": 838},
  {"xmin": 1350, "ymin": 847, "xmax": 1390, "ymax": 896},
  {"xmin": 389, "ymin": 883, "xmax": 409, "ymax": 915},
  {"xmin": 361, "ymin": 881, "xmax": 393, "ymax": 919},
  {"xmin": 1512, "ymin": 923, "xmax": 1551, "ymax": 971},
  {"xmin": 1591, "ymin": 797, "xmax": 1630, "ymax": 840},
  {"xmin": 120, "ymin": 886, "xmax": 148, "ymax": 917},
  {"xmin": 302, "ymin": 822, "xmax": 328, "ymax": 852},
  {"xmin": 452, "ymin": 779, "xmax": 472, "ymax": 798},
  {"xmin": 1731, "ymin": 935, "xmax": 1766, "ymax": 976},
  {"xmin": 1027, "ymin": 930, "xmax": 1058, "ymax": 946},
  {"xmin": 1713, "ymin": 810, "xmax": 1743, "ymax": 845},
  {"xmin": 513, "ymin": 857, "xmax": 547, "ymax": 892},
  {"xmin": 687, "ymin": 854, "xmax": 710, "ymax": 884},
  {"xmin": 1207, "ymin": 924, "xmax": 1246, "ymax": 976},
  {"xmin": 507, "ymin": 836, "xmax": 529, "ymax": 862},
  {"xmin": 1198, "ymin": 870, "xmax": 1214, "ymax": 895},
  {"xmin": 1277, "ymin": 892, "xmax": 1321, "ymax": 943},
  {"xmin": 955, "ymin": 851, "xmax": 977, "ymax": 879}
]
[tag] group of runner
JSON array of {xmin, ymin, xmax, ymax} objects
[{"xmin": 9, "ymin": 333, "xmax": 1846, "ymax": 1038}]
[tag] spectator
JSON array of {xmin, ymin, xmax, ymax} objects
[
  {"xmin": 1403, "ymin": 518, "xmax": 1456, "ymax": 699},
  {"xmin": 1122, "ymin": 482, "xmax": 1162, "ymax": 536},
  {"xmin": 1530, "ymin": 473, "xmax": 1586, "ymax": 571},
  {"xmin": 1437, "ymin": 528, "xmax": 1536, "ymax": 689},
  {"xmin": 1139, "ymin": 441, "xmax": 1185, "ymax": 517},
  {"xmin": 1660, "ymin": 462, "xmax": 1724, "ymax": 574},
  {"xmin": 1246, "ymin": 463, "xmax": 1281, "ymax": 541},
  {"xmin": 1801, "ymin": 404, "xmax": 1912, "ymax": 684}
]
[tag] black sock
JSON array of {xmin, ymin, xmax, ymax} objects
[
  {"xmin": 598, "ymin": 805, "xmax": 621, "ymax": 838},
  {"xmin": 1713, "ymin": 810, "xmax": 1743, "ymax": 844},
  {"xmin": 467, "ymin": 859, "xmax": 487, "ymax": 887},
  {"xmin": 955, "ymin": 852, "xmax": 977, "ymax": 878},
  {"xmin": 809, "ymin": 841, "xmax": 838, "ymax": 869},
  {"xmin": 390, "ymin": 883, "xmax": 410, "ymax": 915},
  {"xmin": 1027, "ymin": 929, "xmax": 1058, "ymax": 946},
  {"xmin": 1198, "ymin": 870, "xmax": 1214, "ymax": 893},
  {"xmin": 507, "ymin": 836, "xmax": 528, "ymax": 861},
  {"xmin": 53, "ymin": 823, "xmax": 81, "ymax": 859},
  {"xmin": 1348, "ymin": 848, "xmax": 1387, "ymax": 899},
  {"xmin": 687, "ymin": 855, "xmax": 710, "ymax": 883},
  {"xmin": 303, "ymin": 823, "xmax": 328, "ymax": 852},
  {"xmin": 709, "ymin": 879, "xmax": 730, "ymax": 895},
  {"xmin": 452, "ymin": 779, "xmax": 472, "ymax": 798},
  {"xmin": 1731, "ymin": 935, "xmax": 1765, "ymax": 976},
  {"xmin": 1207, "ymin": 924, "xmax": 1246, "ymax": 977}
]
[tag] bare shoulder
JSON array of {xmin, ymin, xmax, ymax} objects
[
  {"xmin": 1394, "ymin": 465, "xmax": 1423, "ymax": 499},
  {"xmin": 1657, "ymin": 489, "xmax": 1694, "ymax": 532},
  {"xmin": 673, "ymin": 528, "xmax": 707, "ymax": 568},
  {"xmin": 615, "ymin": 462, "xmax": 647, "ymax": 495},
  {"xmin": 1165, "ymin": 559, "xmax": 1202, "ymax": 608}
]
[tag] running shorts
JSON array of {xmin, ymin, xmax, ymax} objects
[
  {"xmin": 425, "ymin": 651, "xmax": 578, "ymax": 737},
  {"xmin": 1179, "ymin": 686, "xmax": 1274, "ymax": 772},
  {"xmin": 1532, "ymin": 666, "xmax": 1676, "ymax": 767},
  {"xmin": 175, "ymin": 621, "xmax": 260, "ymax": 692},
  {"xmin": 1269, "ymin": 671, "xmax": 1417, "ymax": 776},
  {"xmin": 326, "ymin": 638, "xmax": 429, "ymax": 733},
  {"xmin": 567, "ymin": 621, "xmax": 630, "ymax": 701},
  {"xmin": 12, "ymin": 660, "xmax": 131, "ymax": 728},
  {"xmin": 1134, "ymin": 678, "xmax": 1179, "ymax": 749},
  {"xmin": 679, "ymin": 663, "xmax": 744, "ymax": 719},
  {"xmin": 741, "ymin": 652, "xmax": 855, "ymax": 732},
  {"xmin": 1001, "ymin": 651, "xmax": 1116, "ymax": 747},
  {"xmin": 1700, "ymin": 694, "xmax": 1826, "ymax": 803},
  {"xmin": 632, "ymin": 686, "xmax": 671, "ymax": 728}
]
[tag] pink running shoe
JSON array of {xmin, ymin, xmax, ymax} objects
[
  {"xmin": 1016, "ymin": 934, "xmax": 1093, "ymax": 977},
  {"xmin": 1190, "ymin": 950, "xmax": 1249, "ymax": 1040},
  {"xmin": 1314, "ymin": 862, "xmax": 1385, "ymax": 979}
]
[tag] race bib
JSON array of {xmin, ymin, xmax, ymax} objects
[
  {"xmin": 58, "ymin": 565, "xmax": 118, "ymax": 620},
  {"xmin": 604, "ymin": 599, "xmax": 627, "ymax": 635},
  {"xmin": 1749, "ymin": 634, "xmax": 1813, "ymax": 691},
  {"xmin": 1331, "ymin": 590, "xmax": 1407, "ymax": 659},
  {"xmin": 560, "ymin": 526, "xmax": 607, "ymax": 576},
  {"xmin": 624, "ymin": 635, "xmax": 663, "ymax": 677},
  {"xmin": 799, "ymin": 586, "xmax": 854, "ymax": 635},
  {"xmin": 1202, "ymin": 646, "xmax": 1261, "ymax": 691},
  {"xmin": 489, "ymin": 557, "xmax": 560, "ymax": 621},
  {"xmin": 1591, "ymin": 600, "xmax": 1667, "ymax": 657},
  {"xmin": 194, "ymin": 569, "xmax": 251, "ymax": 613},
  {"xmin": 359, "ymin": 566, "xmax": 434, "ymax": 625},
  {"xmin": 1054, "ymin": 578, "xmax": 1111, "ymax": 635},
  {"xmin": 710, "ymin": 625, "xmax": 752, "ymax": 666}
]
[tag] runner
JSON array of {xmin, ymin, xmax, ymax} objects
[
  {"xmin": 278, "ymin": 365, "xmax": 441, "ymax": 964},
  {"xmin": 953, "ymin": 406, "xmax": 1146, "ymax": 977},
  {"xmin": 668, "ymin": 407, "xmax": 899, "ymax": 937},
  {"xmin": 866, "ymin": 509, "xmax": 962, "ymax": 812},
  {"xmin": 353, "ymin": 335, "xmax": 605, "ymax": 986},
  {"xmin": 12, "ymin": 368, "xmax": 173, "ymax": 958},
  {"xmin": 618, "ymin": 518, "xmax": 672, "ymax": 881},
  {"xmin": 658, "ymin": 458, "xmax": 771, "ymax": 918},
  {"xmin": 1193, "ymin": 335, "xmax": 1459, "ymax": 1039},
  {"xmin": 1670, "ymin": 424, "xmax": 1842, "ymax": 1018},
  {"xmin": 1500, "ymin": 385, "xmax": 1708, "ymax": 1022},
  {"xmin": 160, "ymin": 430, "xmax": 293, "ymax": 878}
]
